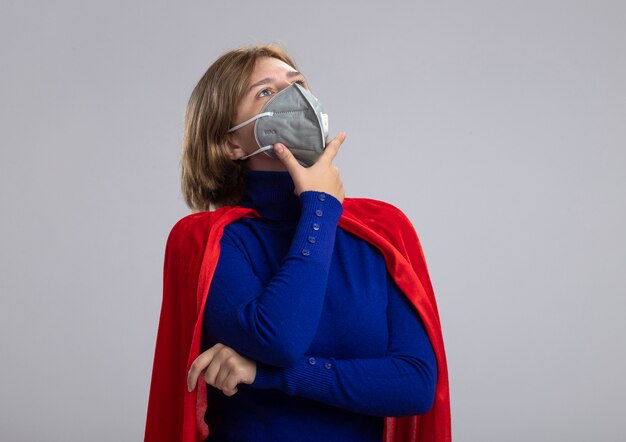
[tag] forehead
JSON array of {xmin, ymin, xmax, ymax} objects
[{"xmin": 248, "ymin": 56, "xmax": 298, "ymax": 82}]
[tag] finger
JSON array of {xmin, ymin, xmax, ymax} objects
[
  {"xmin": 223, "ymin": 386, "xmax": 238, "ymax": 397},
  {"xmin": 319, "ymin": 132, "xmax": 346, "ymax": 164},
  {"xmin": 187, "ymin": 343, "xmax": 222, "ymax": 391},
  {"xmin": 188, "ymin": 354, "xmax": 213, "ymax": 392},
  {"xmin": 214, "ymin": 360, "xmax": 232, "ymax": 390},
  {"xmin": 273, "ymin": 143, "xmax": 303, "ymax": 176},
  {"xmin": 203, "ymin": 356, "xmax": 223, "ymax": 388},
  {"xmin": 222, "ymin": 374, "xmax": 241, "ymax": 397}
]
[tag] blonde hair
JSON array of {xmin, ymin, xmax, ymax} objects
[{"xmin": 180, "ymin": 44, "xmax": 297, "ymax": 211}]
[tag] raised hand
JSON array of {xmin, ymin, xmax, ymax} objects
[{"xmin": 273, "ymin": 132, "xmax": 346, "ymax": 203}]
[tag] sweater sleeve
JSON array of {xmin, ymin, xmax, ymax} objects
[
  {"xmin": 252, "ymin": 273, "xmax": 438, "ymax": 417},
  {"xmin": 203, "ymin": 191, "xmax": 342, "ymax": 367}
]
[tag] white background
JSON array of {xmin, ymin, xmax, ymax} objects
[{"xmin": 1, "ymin": 1, "xmax": 624, "ymax": 440}]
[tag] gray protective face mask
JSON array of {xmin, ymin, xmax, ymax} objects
[{"xmin": 227, "ymin": 83, "xmax": 329, "ymax": 167}]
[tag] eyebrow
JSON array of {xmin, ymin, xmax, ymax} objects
[{"xmin": 247, "ymin": 71, "xmax": 304, "ymax": 93}]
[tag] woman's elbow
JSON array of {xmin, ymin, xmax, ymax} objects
[
  {"xmin": 252, "ymin": 332, "xmax": 311, "ymax": 367},
  {"xmin": 392, "ymin": 379, "xmax": 436, "ymax": 416},
  {"xmin": 263, "ymin": 341, "xmax": 307, "ymax": 367},
  {"xmin": 397, "ymin": 361, "xmax": 438, "ymax": 415},
  {"xmin": 412, "ymin": 383, "xmax": 436, "ymax": 415},
  {"xmin": 241, "ymin": 307, "xmax": 316, "ymax": 366}
]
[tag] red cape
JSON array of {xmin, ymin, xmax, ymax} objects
[{"xmin": 145, "ymin": 198, "xmax": 451, "ymax": 441}]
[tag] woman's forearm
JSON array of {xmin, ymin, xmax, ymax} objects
[{"xmin": 203, "ymin": 191, "xmax": 343, "ymax": 366}]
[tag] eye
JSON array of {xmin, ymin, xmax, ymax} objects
[
  {"xmin": 258, "ymin": 88, "xmax": 273, "ymax": 98},
  {"xmin": 294, "ymin": 79, "xmax": 307, "ymax": 88}
]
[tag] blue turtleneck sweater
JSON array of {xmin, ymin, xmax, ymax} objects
[{"xmin": 201, "ymin": 171, "xmax": 437, "ymax": 442}]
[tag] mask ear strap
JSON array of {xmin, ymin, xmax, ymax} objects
[
  {"xmin": 238, "ymin": 144, "xmax": 274, "ymax": 160},
  {"xmin": 228, "ymin": 112, "xmax": 274, "ymax": 133}
]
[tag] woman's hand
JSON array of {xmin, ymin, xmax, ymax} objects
[
  {"xmin": 273, "ymin": 132, "xmax": 346, "ymax": 203},
  {"xmin": 187, "ymin": 343, "xmax": 257, "ymax": 396}
]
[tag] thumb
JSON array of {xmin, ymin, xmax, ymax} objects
[{"xmin": 273, "ymin": 143, "xmax": 302, "ymax": 176}]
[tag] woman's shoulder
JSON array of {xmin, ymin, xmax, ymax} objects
[
  {"xmin": 341, "ymin": 197, "xmax": 422, "ymax": 251},
  {"xmin": 166, "ymin": 206, "xmax": 258, "ymax": 250},
  {"xmin": 169, "ymin": 211, "xmax": 212, "ymax": 231},
  {"xmin": 342, "ymin": 197, "xmax": 412, "ymax": 225}
]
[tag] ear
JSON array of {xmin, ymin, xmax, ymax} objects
[{"xmin": 223, "ymin": 136, "xmax": 247, "ymax": 161}]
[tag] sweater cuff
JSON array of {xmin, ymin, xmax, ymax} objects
[
  {"xmin": 286, "ymin": 191, "xmax": 343, "ymax": 262},
  {"xmin": 251, "ymin": 361, "xmax": 285, "ymax": 389},
  {"xmin": 251, "ymin": 356, "xmax": 337, "ymax": 394}
]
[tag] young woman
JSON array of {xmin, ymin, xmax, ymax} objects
[{"xmin": 145, "ymin": 44, "xmax": 450, "ymax": 442}]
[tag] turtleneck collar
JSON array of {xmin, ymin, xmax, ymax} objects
[{"xmin": 238, "ymin": 170, "xmax": 301, "ymax": 222}]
